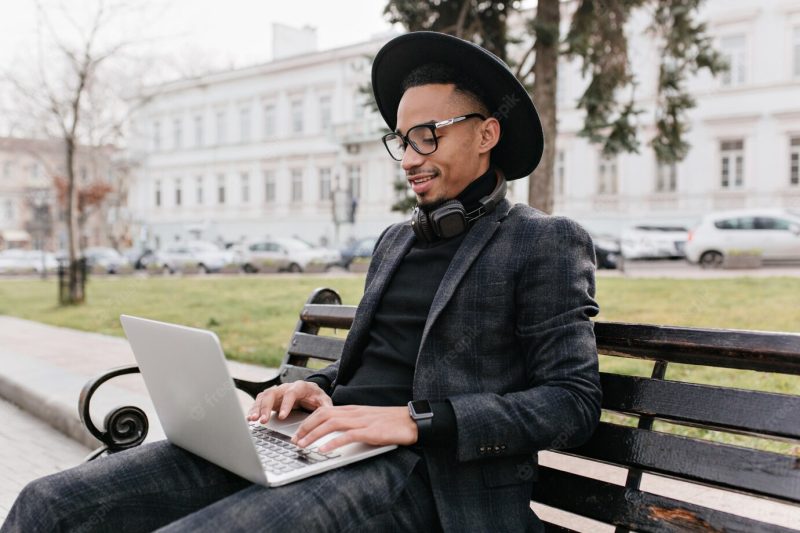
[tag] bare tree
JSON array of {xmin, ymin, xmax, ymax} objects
[{"xmin": 4, "ymin": 0, "xmax": 156, "ymax": 303}]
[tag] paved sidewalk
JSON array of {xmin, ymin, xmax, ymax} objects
[{"xmin": 0, "ymin": 398, "xmax": 91, "ymax": 523}]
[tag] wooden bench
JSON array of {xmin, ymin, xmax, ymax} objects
[{"xmin": 78, "ymin": 287, "xmax": 800, "ymax": 531}]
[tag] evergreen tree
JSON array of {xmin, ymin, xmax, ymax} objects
[{"xmin": 383, "ymin": 0, "xmax": 727, "ymax": 214}]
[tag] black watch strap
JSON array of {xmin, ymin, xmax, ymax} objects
[{"xmin": 408, "ymin": 400, "xmax": 434, "ymax": 445}]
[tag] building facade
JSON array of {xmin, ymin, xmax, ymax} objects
[
  {"xmin": 127, "ymin": 32, "xmax": 420, "ymax": 250},
  {"xmin": 551, "ymin": 0, "xmax": 800, "ymax": 235},
  {"xmin": 127, "ymin": 1, "xmax": 800, "ymax": 248},
  {"xmin": 0, "ymin": 137, "xmax": 120, "ymax": 251}
]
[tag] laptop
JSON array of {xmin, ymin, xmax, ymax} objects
[{"xmin": 119, "ymin": 314, "xmax": 397, "ymax": 487}]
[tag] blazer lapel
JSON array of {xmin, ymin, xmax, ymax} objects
[
  {"xmin": 416, "ymin": 199, "xmax": 513, "ymax": 362},
  {"xmin": 337, "ymin": 224, "xmax": 415, "ymax": 381}
]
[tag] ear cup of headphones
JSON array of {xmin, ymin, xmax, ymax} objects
[
  {"xmin": 411, "ymin": 206, "xmax": 438, "ymax": 243},
  {"xmin": 429, "ymin": 199, "xmax": 468, "ymax": 239}
]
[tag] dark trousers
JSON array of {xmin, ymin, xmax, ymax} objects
[{"xmin": 2, "ymin": 440, "xmax": 441, "ymax": 532}]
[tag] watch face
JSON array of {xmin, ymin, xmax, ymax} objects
[{"xmin": 410, "ymin": 400, "xmax": 433, "ymax": 416}]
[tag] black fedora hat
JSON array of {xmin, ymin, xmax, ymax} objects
[{"xmin": 371, "ymin": 31, "xmax": 543, "ymax": 180}]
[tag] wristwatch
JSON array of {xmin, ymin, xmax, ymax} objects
[{"xmin": 407, "ymin": 400, "xmax": 434, "ymax": 445}]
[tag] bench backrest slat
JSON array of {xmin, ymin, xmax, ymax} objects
[
  {"xmin": 595, "ymin": 322, "xmax": 800, "ymax": 375},
  {"xmin": 600, "ymin": 373, "xmax": 800, "ymax": 440},
  {"xmin": 570, "ymin": 422, "xmax": 800, "ymax": 502},
  {"xmin": 287, "ymin": 332, "xmax": 345, "ymax": 364}
]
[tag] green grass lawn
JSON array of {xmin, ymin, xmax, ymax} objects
[{"xmin": 1, "ymin": 274, "xmax": 798, "ymax": 453}]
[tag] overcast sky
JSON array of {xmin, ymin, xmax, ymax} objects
[{"xmin": 0, "ymin": 0, "xmax": 399, "ymax": 73}]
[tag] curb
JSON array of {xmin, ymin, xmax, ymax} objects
[{"xmin": 0, "ymin": 371, "xmax": 101, "ymax": 451}]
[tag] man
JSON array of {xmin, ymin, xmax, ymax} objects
[{"xmin": 3, "ymin": 32, "xmax": 600, "ymax": 532}]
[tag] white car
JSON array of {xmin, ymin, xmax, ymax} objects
[
  {"xmin": 0, "ymin": 249, "xmax": 59, "ymax": 274},
  {"xmin": 620, "ymin": 225, "xmax": 689, "ymax": 259},
  {"xmin": 156, "ymin": 241, "xmax": 233, "ymax": 273},
  {"xmin": 239, "ymin": 238, "xmax": 341, "ymax": 273},
  {"xmin": 685, "ymin": 209, "xmax": 800, "ymax": 267},
  {"xmin": 83, "ymin": 247, "xmax": 130, "ymax": 274}
]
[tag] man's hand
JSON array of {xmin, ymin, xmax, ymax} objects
[
  {"xmin": 290, "ymin": 405, "xmax": 418, "ymax": 454},
  {"xmin": 247, "ymin": 381, "xmax": 332, "ymax": 423}
]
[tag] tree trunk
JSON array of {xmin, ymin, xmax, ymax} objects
[
  {"xmin": 528, "ymin": 0, "xmax": 560, "ymax": 214},
  {"xmin": 65, "ymin": 136, "xmax": 85, "ymax": 304}
]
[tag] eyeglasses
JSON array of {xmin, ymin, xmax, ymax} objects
[{"xmin": 381, "ymin": 113, "xmax": 486, "ymax": 161}]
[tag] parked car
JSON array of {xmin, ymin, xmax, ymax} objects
[
  {"xmin": 685, "ymin": 209, "xmax": 800, "ymax": 268},
  {"xmin": 620, "ymin": 225, "xmax": 688, "ymax": 260},
  {"xmin": 156, "ymin": 241, "xmax": 233, "ymax": 273},
  {"xmin": 591, "ymin": 234, "xmax": 621, "ymax": 269},
  {"xmin": 0, "ymin": 249, "xmax": 58, "ymax": 274},
  {"xmin": 83, "ymin": 247, "xmax": 129, "ymax": 274},
  {"xmin": 239, "ymin": 238, "xmax": 341, "ymax": 273},
  {"xmin": 339, "ymin": 237, "xmax": 378, "ymax": 269}
]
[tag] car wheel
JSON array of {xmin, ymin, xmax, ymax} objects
[
  {"xmin": 162, "ymin": 264, "xmax": 172, "ymax": 275},
  {"xmin": 288, "ymin": 263, "xmax": 302, "ymax": 273},
  {"xmin": 243, "ymin": 263, "xmax": 256, "ymax": 274},
  {"xmin": 198, "ymin": 264, "xmax": 210, "ymax": 274},
  {"xmin": 699, "ymin": 251, "xmax": 723, "ymax": 269}
]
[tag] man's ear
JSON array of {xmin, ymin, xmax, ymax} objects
[{"xmin": 478, "ymin": 118, "xmax": 501, "ymax": 154}]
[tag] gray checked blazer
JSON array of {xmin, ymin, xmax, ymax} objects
[{"xmin": 308, "ymin": 198, "xmax": 602, "ymax": 532}]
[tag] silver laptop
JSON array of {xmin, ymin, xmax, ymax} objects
[{"xmin": 120, "ymin": 314, "xmax": 397, "ymax": 487}]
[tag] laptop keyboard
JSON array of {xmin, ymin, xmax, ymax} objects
[{"xmin": 250, "ymin": 424, "xmax": 340, "ymax": 475}]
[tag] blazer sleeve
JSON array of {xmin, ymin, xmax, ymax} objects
[{"xmin": 448, "ymin": 216, "xmax": 603, "ymax": 462}]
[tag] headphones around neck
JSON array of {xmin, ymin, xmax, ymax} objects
[{"xmin": 410, "ymin": 173, "xmax": 507, "ymax": 244}]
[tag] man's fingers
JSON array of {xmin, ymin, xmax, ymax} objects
[
  {"xmin": 318, "ymin": 429, "xmax": 365, "ymax": 454},
  {"xmin": 278, "ymin": 390, "xmax": 297, "ymax": 419}
]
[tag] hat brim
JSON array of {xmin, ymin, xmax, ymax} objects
[{"xmin": 372, "ymin": 31, "xmax": 543, "ymax": 180}]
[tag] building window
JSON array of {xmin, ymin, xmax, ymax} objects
[
  {"xmin": 80, "ymin": 166, "xmax": 88, "ymax": 182},
  {"xmin": 794, "ymin": 26, "xmax": 800, "ymax": 78},
  {"xmin": 263, "ymin": 104, "xmax": 276, "ymax": 138},
  {"xmin": 347, "ymin": 165, "xmax": 361, "ymax": 198},
  {"xmin": 291, "ymin": 168, "xmax": 303, "ymax": 202},
  {"xmin": 597, "ymin": 154, "xmax": 618, "ymax": 195},
  {"xmin": 217, "ymin": 174, "xmax": 226, "ymax": 204},
  {"xmin": 720, "ymin": 34, "xmax": 746, "ymax": 87},
  {"xmin": 240, "ymin": 107, "xmax": 251, "ymax": 143},
  {"xmin": 175, "ymin": 178, "xmax": 182, "ymax": 207},
  {"xmin": 173, "ymin": 117, "xmax": 182, "ymax": 149},
  {"xmin": 790, "ymin": 137, "xmax": 800, "ymax": 186},
  {"xmin": 319, "ymin": 167, "xmax": 331, "ymax": 201},
  {"xmin": 3, "ymin": 199, "xmax": 13, "ymax": 221},
  {"xmin": 720, "ymin": 140, "xmax": 744, "ymax": 189},
  {"xmin": 196, "ymin": 176, "xmax": 204, "ymax": 205},
  {"xmin": 3, "ymin": 161, "xmax": 12, "ymax": 179},
  {"xmin": 153, "ymin": 120, "xmax": 161, "ymax": 150},
  {"xmin": 194, "ymin": 115, "xmax": 204, "ymax": 147},
  {"xmin": 555, "ymin": 150, "xmax": 565, "ymax": 195},
  {"xmin": 155, "ymin": 180, "xmax": 161, "ymax": 207},
  {"xmin": 30, "ymin": 163, "xmax": 40, "ymax": 179},
  {"xmin": 264, "ymin": 170, "xmax": 276, "ymax": 203},
  {"xmin": 240, "ymin": 172, "xmax": 250, "ymax": 203},
  {"xmin": 291, "ymin": 99, "xmax": 304, "ymax": 134},
  {"xmin": 656, "ymin": 160, "xmax": 677, "ymax": 192},
  {"xmin": 319, "ymin": 95, "xmax": 332, "ymax": 131},
  {"xmin": 216, "ymin": 110, "xmax": 226, "ymax": 145}
]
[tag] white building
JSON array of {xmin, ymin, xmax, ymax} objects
[
  {"xmin": 128, "ymin": 2, "xmax": 800, "ymax": 248},
  {"xmin": 127, "ymin": 27, "xmax": 416, "ymax": 249},
  {"xmin": 552, "ymin": 0, "xmax": 800, "ymax": 235}
]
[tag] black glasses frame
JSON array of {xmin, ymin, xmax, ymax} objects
[{"xmin": 381, "ymin": 113, "xmax": 486, "ymax": 161}]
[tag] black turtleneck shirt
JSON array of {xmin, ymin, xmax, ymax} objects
[{"xmin": 309, "ymin": 166, "xmax": 498, "ymax": 447}]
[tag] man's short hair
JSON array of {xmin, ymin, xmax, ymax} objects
[{"xmin": 401, "ymin": 63, "xmax": 491, "ymax": 117}]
